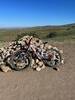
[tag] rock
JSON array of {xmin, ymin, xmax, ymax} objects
[
  {"xmin": 61, "ymin": 59, "xmax": 64, "ymax": 64},
  {"xmin": 53, "ymin": 67, "xmax": 60, "ymax": 71},
  {"xmin": 18, "ymin": 41, "xmax": 25, "ymax": 46},
  {"xmin": 0, "ymin": 35, "xmax": 64, "ymax": 72},
  {"xmin": 0, "ymin": 65, "xmax": 12, "ymax": 72},
  {"xmin": 40, "ymin": 44, "xmax": 44, "ymax": 49},
  {"xmin": 60, "ymin": 50, "xmax": 63, "ymax": 54},
  {"xmin": 32, "ymin": 65, "xmax": 37, "ymax": 69},
  {"xmin": 36, "ymin": 59, "xmax": 39, "ymax": 64},
  {"xmin": 38, "ymin": 61, "xmax": 43, "ymax": 67},
  {"xmin": 31, "ymin": 59, "xmax": 35, "ymax": 67},
  {"xmin": 48, "ymin": 45, "xmax": 52, "ymax": 49},
  {"xmin": 36, "ymin": 67, "xmax": 41, "ymax": 71},
  {"xmin": 41, "ymin": 64, "xmax": 46, "ymax": 69},
  {"xmin": 53, "ymin": 47, "xmax": 59, "ymax": 51}
]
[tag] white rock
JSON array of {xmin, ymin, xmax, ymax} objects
[
  {"xmin": 53, "ymin": 47, "xmax": 59, "ymax": 51},
  {"xmin": 41, "ymin": 65, "xmax": 46, "ymax": 69},
  {"xmin": 48, "ymin": 45, "xmax": 52, "ymax": 49},
  {"xmin": 36, "ymin": 67, "xmax": 41, "ymax": 71},
  {"xmin": 0, "ymin": 65, "xmax": 11, "ymax": 72},
  {"xmin": 38, "ymin": 61, "xmax": 43, "ymax": 67},
  {"xmin": 61, "ymin": 59, "xmax": 64, "ymax": 64},
  {"xmin": 36, "ymin": 59, "xmax": 39, "ymax": 64},
  {"xmin": 60, "ymin": 50, "xmax": 63, "ymax": 54},
  {"xmin": 32, "ymin": 65, "xmax": 37, "ymax": 69}
]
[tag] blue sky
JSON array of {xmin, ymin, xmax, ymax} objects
[{"xmin": 0, "ymin": 0, "xmax": 75, "ymax": 27}]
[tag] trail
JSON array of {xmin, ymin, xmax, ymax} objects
[{"xmin": 0, "ymin": 43, "xmax": 75, "ymax": 100}]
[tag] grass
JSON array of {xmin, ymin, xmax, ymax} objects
[{"xmin": 0, "ymin": 24, "xmax": 75, "ymax": 42}]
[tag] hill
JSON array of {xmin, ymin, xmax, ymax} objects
[{"xmin": 0, "ymin": 23, "xmax": 75, "ymax": 42}]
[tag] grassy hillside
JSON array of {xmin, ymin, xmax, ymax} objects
[{"xmin": 0, "ymin": 23, "xmax": 75, "ymax": 42}]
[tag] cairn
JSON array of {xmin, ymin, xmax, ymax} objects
[{"xmin": 0, "ymin": 35, "xmax": 64, "ymax": 72}]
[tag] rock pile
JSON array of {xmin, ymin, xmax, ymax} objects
[{"xmin": 0, "ymin": 36, "xmax": 64, "ymax": 72}]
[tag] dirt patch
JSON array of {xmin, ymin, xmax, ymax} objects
[{"xmin": 0, "ymin": 43, "xmax": 75, "ymax": 100}]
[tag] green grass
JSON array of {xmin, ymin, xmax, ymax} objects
[{"xmin": 0, "ymin": 24, "xmax": 75, "ymax": 42}]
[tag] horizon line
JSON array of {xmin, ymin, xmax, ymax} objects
[{"xmin": 0, "ymin": 22, "xmax": 75, "ymax": 29}]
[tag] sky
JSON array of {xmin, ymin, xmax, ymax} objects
[{"xmin": 0, "ymin": 0, "xmax": 75, "ymax": 27}]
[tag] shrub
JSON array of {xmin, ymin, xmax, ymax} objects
[
  {"xmin": 28, "ymin": 32, "xmax": 39, "ymax": 38},
  {"xmin": 47, "ymin": 32, "xmax": 56, "ymax": 38},
  {"xmin": 16, "ymin": 32, "xmax": 39, "ymax": 41}
]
